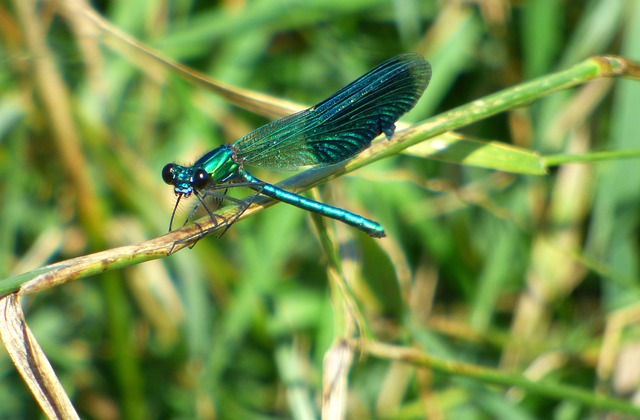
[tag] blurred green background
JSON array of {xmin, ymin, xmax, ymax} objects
[{"xmin": 1, "ymin": 0, "xmax": 640, "ymax": 418}]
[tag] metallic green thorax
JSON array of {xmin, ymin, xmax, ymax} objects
[{"xmin": 195, "ymin": 145, "xmax": 239, "ymax": 183}]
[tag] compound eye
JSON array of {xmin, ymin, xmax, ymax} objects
[
  {"xmin": 162, "ymin": 164, "xmax": 175, "ymax": 185},
  {"xmin": 192, "ymin": 169, "xmax": 210, "ymax": 190}
]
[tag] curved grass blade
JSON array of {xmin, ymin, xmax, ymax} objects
[{"xmin": 404, "ymin": 132, "xmax": 547, "ymax": 175}]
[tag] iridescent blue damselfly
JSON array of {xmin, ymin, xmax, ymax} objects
[{"xmin": 162, "ymin": 53, "xmax": 431, "ymax": 238}]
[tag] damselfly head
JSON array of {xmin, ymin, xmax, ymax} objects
[{"xmin": 162, "ymin": 163, "xmax": 211, "ymax": 197}]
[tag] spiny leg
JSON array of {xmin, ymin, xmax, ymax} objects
[
  {"xmin": 181, "ymin": 192, "xmax": 226, "ymax": 248},
  {"xmin": 194, "ymin": 191, "xmax": 227, "ymax": 229},
  {"xmin": 208, "ymin": 192, "xmax": 251, "ymax": 238},
  {"xmin": 174, "ymin": 183, "xmax": 270, "ymax": 239},
  {"xmin": 179, "ymin": 189, "xmax": 224, "ymax": 228},
  {"xmin": 168, "ymin": 194, "xmax": 183, "ymax": 232}
]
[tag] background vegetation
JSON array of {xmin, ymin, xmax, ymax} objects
[{"xmin": 1, "ymin": 0, "xmax": 640, "ymax": 418}]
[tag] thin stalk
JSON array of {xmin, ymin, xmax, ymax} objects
[
  {"xmin": 1, "ymin": 57, "xmax": 640, "ymax": 297},
  {"xmin": 363, "ymin": 339, "xmax": 640, "ymax": 416}
]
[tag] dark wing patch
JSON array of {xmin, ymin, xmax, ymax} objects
[{"xmin": 235, "ymin": 53, "xmax": 432, "ymax": 170}]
